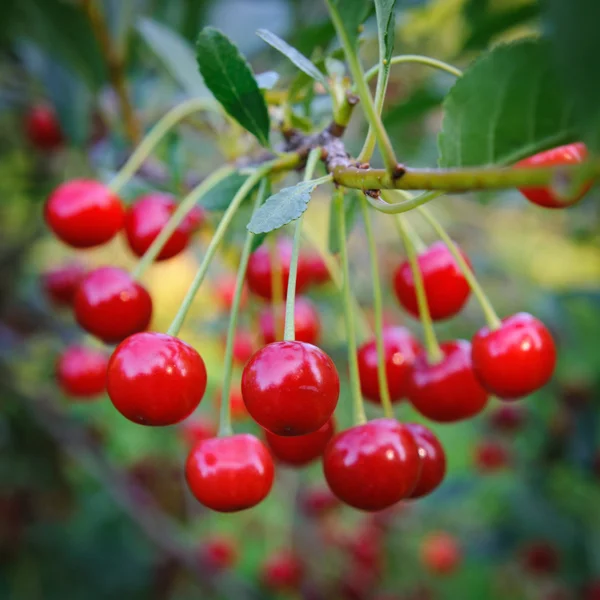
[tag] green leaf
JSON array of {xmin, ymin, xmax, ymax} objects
[
  {"xmin": 137, "ymin": 17, "xmax": 208, "ymax": 97},
  {"xmin": 256, "ymin": 29, "xmax": 328, "ymax": 88},
  {"xmin": 247, "ymin": 176, "xmax": 330, "ymax": 234},
  {"xmin": 328, "ymin": 191, "xmax": 359, "ymax": 254},
  {"xmin": 327, "ymin": 0, "xmax": 372, "ymax": 48},
  {"xmin": 200, "ymin": 173, "xmax": 249, "ymax": 211},
  {"xmin": 438, "ymin": 39, "xmax": 578, "ymax": 167},
  {"xmin": 250, "ymin": 232, "xmax": 268, "ymax": 252},
  {"xmin": 545, "ymin": 0, "xmax": 600, "ymax": 152},
  {"xmin": 375, "ymin": 0, "xmax": 397, "ymax": 62},
  {"xmin": 196, "ymin": 27, "xmax": 271, "ymax": 147}
]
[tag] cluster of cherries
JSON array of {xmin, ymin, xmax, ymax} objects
[{"xmin": 43, "ymin": 141, "xmax": 589, "ymax": 517}]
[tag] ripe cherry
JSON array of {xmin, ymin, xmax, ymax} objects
[
  {"xmin": 24, "ymin": 104, "xmax": 63, "ymax": 151},
  {"xmin": 521, "ymin": 541, "xmax": 560, "ymax": 575},
  {"xmin": 42, "ymin": 262, "xmax": 87, "ymax": 307},
  {"xmin": 179, "ymin": 417, "xmax": 217, "ymax": 447},
  {"xmin": 472, "ymin": 313, "xmax": 557, "ymax": 399},
  {"xmin": 241, "ymin": 341, "xmax": 339, "ymax": 436},
  {"xmin": 74, "ymin": 267, "xmax": 152, "ymax": 343},
  {"xmin": 246, "ymin": 238, "xmax": 311, "ymax": 300},
  {"xmin": 230, "ymin": 329, "xmax": 256, "ymax": 366},
  {"xmin": 45, "ymin": 180, "xmax": 124, "ymax": 248},
  {"xmin": 261, "ymin": 552, "xmax": 304, "ymax": 591},
  {"xmin": 473, "ymin": 440, "xmax": 510, "ymax": 473},
  {"xmin": 214, "ymin": 275, "xmax": 248, "ymax": 312},
  {"xmin": 393, "ymin": 241, "xmax": 472, "ymax": 321},
  {"xmin": 420, "ymin": 532, "xmax": 461, "ymax": 575},
  {"xmin": 265, "ymin": 418, "xmax": 335, "ymax": 467},
  {"xmin": 323, "ymin": 418, "xmax": 421, "ymax": 511},
  {"xmin": 200, "ymin": 536, "xmax": 238, "ymax": 570},
  {"xmin": 407, "ymin": 340, "xmax": 489, "ymax": 423},
  {"xmin": 516, "ymin": 143, "xmax": 591, "ymax": 208},
  {"xmin": 489, "ymin": 404, "xmax": 525, "ymax": 434},
  {"xmin": 124, "ymin": 194, "xmax": 204, "ymax": 260},
  {"xmin": 185, "ymin": 434, "xmax": 274, "ymax": 512},
  {"xmin": 300, "ymin": 486, "xmax": 340, "ymax": 518},
  {"xmin": 357, "ymin": 326, "xmax": 421, "ymax": 404},
  {"xmin": 405, "ymin": 423, "xmax": 446, "ymax": 498},
  {"xmin": 107, "ymin": 332, "xmax": 206, "ymax": 426},
  {"xmin": 305, "ymin": 253, "xmax": 330, "ymax": 285},
  {"xmin": 56, "ymin": 345, "xmax": 108, "ymax": 399},
  {"xmin": 258, "ymin": 297, "xmax": 320, "ymax": 345}
]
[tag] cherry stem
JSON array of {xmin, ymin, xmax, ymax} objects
[
  {"xmin": 394, "ymin": 214, "xmax": 427, "ymax": 254},
  {"xmin": 336, "ymin": 188, "xmax": 368, "ymax": 426},
  {"xmin": 360, "ymin": 196, "xmax": 393, "ymax": 419},
  {"xmin": 418, "ymin": 205, "xmax": 502, "ymax": 330},
  {"xmin": 283, "ymin": 148, "xmax": 321, "ymax": 341},
  {"xmin": 395, "ymin": 215, "xmax": 443, "ymax": 364},
  {"xmin": 325, "ymin": 0, "xmax": 398, "ymax": 174},
  {"xmin": 366, "ymin": 189, "xmax": 444, "ymax": 214},
  {"xmin": 131, "ymin": 165, "xmax": 234, "ymax": 280},
  {"xmin": 109, "ymin": 98, "xmax": 219, "ymax": 194},
  {"xmin": 363, "ymin": 54, "xmax": 463, "ymax": 84},
  {"xmin": 218, "ymin": 179, "xmax": 270, "ymax": 437},
  {"xmin": 166, "ymin": 161, "xmax": 281, "ymax": 337},
  {"xmin": 269, "ymin": 234, "xmax": 284, "ymax": 341}
]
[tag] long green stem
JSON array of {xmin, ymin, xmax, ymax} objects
[
  {"xmin": 283, "ymin": 148, "xmax": 322, "ymax": 341},
  {"xmin": 166, "ymin": 162, "xmax": 278, "ymax": 337},
  {"xmin": 325, "ymin": 0, "xmax": 398, "ymax": 173},
  {"xmin": 418, "ymin": 205, "xmax": 502, "ymax": 330},
  {"xmin": 131, "ymin": 165, "xmax": 234, "ymax": 279},
  {"xmin": 396, "ymin": 215, "xmax": 427, "ymax": 253},
  {"xmin": 218, "ymin": 180, "xmax": 269, "ymax": 437},
  {"xmin": 360, "ymin": 196, "xmax": 393, "ymax": 418},
  {"xmin": 396, "ymin": 216, "xmax": 443, "ymax": 364},
  {"xmin": 363, "ymin": 54, "xmax": 463, "ymax": 84},
  {"xmin": 336, "ymin": 189, "xmax": 367, "ymax": 426},
  {"xmin": 369, "ymin": 189, "xmax": 443, "ymax": 214},
  {"xmin": 109, "ymin": 98, "xmax": 218, "ymax": 193}
]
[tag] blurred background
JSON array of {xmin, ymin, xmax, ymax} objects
[{"xmin": 0, "ymin": 0, "xmax": 599, "ymax": 598}]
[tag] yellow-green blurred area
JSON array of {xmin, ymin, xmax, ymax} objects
[{"xmin": 0, "ymin": 0, "xmax": 599, "ymax": 599}]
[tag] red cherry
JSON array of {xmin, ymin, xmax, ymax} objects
[
  {"xmin": 200, "ymin": 536, "xmax": 237, "ymax": 570},
  {"xmin": 357, "ymin": 326, "xmax": 422, "ymax": 404},
  {"xmin": 346, "ymin": 526, "xmax": 384, "ymax": 573},
  {"xmin": 45, "ymin": 180, "xmax": 124, "ymax": 248},
  {"xmin": 323, "ymin": 418, "xmax": 421, "ymax": 511},
  {"xmin": 407, "ymin": 340, "xmax": 489, "ymax": 423},
  {"xmin": 246, "ymin": 238, "xmax": 311, "ymax": 300},
  {"xmin": 516, "ymin": 143, "xmax": 591, "ymax": 208},
  {"xmin": 521, "ymin": 541, "xmax": 560, "ymax": 575},
  {"xmin": 74, "ymin": 267, "xmax": 152, "ymax": 343},
  {"xmin": 265, "ymin": 418, "xmax": 335, "ymax": 467},
  {"xmin": 420, "ymin": 532, "xmax": 461, "ymax": 575},
  {"xmin": 214, "ymin": 275, "xmax": 248, "ymax": 312},
  {"xmin": 241, "ymin": 341, "xmax": 339, "ymax": 436},
  {"xmin": 42, "ymin": 262, "xmax": 87, "ymax": 307},
  {"xmin": 261, "ymin": 551, "xmax": 304, "ymax": 591},
  {"xmin": 231, "ymin": 329, "xmax": 256, "ymax": 366},
  {"xmin": 124, "ymin": 194, "xmax": 203, "ymax": 260},
  {"xmin": 300, "ymin": 486, "xmax": 340, "ymax": 517},
  {"xmin": 405, "ymin": 423, "xmax": 446, "ymax": 498},
  {"xmin": 305, "ymin": 253, "xmax": 331, "ymax": 285},
  {"xmin": 489, "ymin": 404, "xmax": 525, "ymax": 434},
  {"xmin": 473, "ymin": 440, "xmax": 510, "ymax": 473},
  {"xmin": 393, "ymin": 241, "xmax": 472, "ymax": 321},
  {"xmin": 24, "ymin": 104, "xmax": 63, "ymax": 150},
  {"xmin": 258, "ymin": 297, "xmax": 321, "ymax": 345},
  {"xmin": 107, "ymin": 332, "xmax": 206, "ymax": 426},
  {"xmin": 215, "ymin": 382, "xmax": 249, "ymax": 421},
  {"xmin": 179, "ymin": 417, "xmax": 217, "ymax": 447},
  {"xmin": 185, "ymin": 434, "xmax": 274, "ymax": 512},
  {"xmin": 56, "ymin": 345, "xmax": 108, "ymax": 399},
  {"xmin": 472, "ymin": 313, "xmax": 557, "ymax": 400}
]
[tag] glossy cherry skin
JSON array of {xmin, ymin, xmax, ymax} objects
[
  {"xmin": 357, "ymin": 326, "xmax": 422, "ymax": 404},
  {"xmin": 265, "ymin": 418, "xmax": 335, "ymax": 467},
  {"xmin": 179, "ymin": 416, "xmax": 217, "ymax": 447},
  {"xmin": 25, "ymin": 105, "xmax": 63, "ymax": 150},
  {"xmin": 42, "ymin": 262, "xmax": 87, "ymax": 307},
  {"xmin": 124, "ymin": 194, "xmax": 204, "ymax": 260},
  {"xmin": 474, "ymin": 440, "xmax": 510, "ymax": 473},
  {"xmin": 393, "ymin": 241, "xmax": 472, "ymax": 321},
  {"xmin": 246, "ymin": 238, "xmax": 311, "ymax": 300},
  {"xmin": 45, "ymin": 180, "xmax": 125, "ymax": 248},
  {"xmin": 405, "ymin": 423, "xmax": 446, "ymax": 498},
  {"xmin": 214, "ymin": 275, "xmax": 248, "ymax": 312},
  {"xmin": 56, "ymin": 345, "xmax": 108, "ymax": 399},
  {"xmin": 258, "ymin": 297, "xmax": 320, "ymax": 345},
  {"xmin": 420, "ymin": 532, "xmax": 461, "ymax": 575},
  {"xmin": 323, "ymin": 418, "xmax": 422, "ymax": 512},
  {"xmin": 472, "ymin": 312, "xmax": 557, "ymax": 400},
  {"xmin": 107, "ymin": 332, "xmax": 206, "ymax": 426},
  {"xmin": 407, "ymin": 340, "xmax": 489, "ymax": 423},
  {"xmin": 241, "ymin": 341, "xmax": 339, "ymax": 436},
  {"xmin": 200, "ymin": 536, "xmax": 238, "ymax": 570},
  {"xmin": 74, "ymin": 267, "xmax": 152, "ymax": 343},
  {"xmin": 261, "ymin": 552, "xmax": 304, "ymax": 591},
  {"xmin": 516, "ymin": 143, "xmax": 591, "ymax": 208},
  {"xmin": 185, "ymin": 434, "xmax": 274, "ymax": 512}
]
